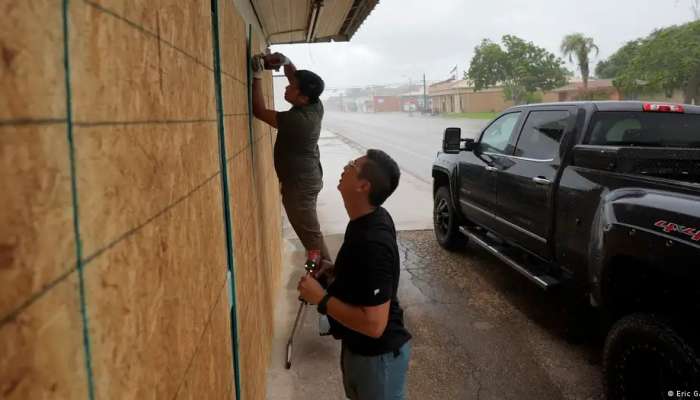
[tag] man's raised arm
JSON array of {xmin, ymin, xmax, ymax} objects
[{"xmin": 251, "ymin": 55, "xmax": 277, "ymax": 128}]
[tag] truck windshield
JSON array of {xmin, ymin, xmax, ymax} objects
[{"xmin": 587, "ymin": 112, "xmax": 700, "ymax": 148}]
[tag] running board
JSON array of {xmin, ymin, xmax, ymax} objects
[{"xmin": 459, "ymin": 226, "xmax": 559, "ymax": 289}]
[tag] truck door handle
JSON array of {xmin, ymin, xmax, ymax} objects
[
  {"xmin": 532, "ymin": 176, "xmax": 551, "ymax": 185},
  {"xmin": 485, "ymin": 166, "xmax": 498, "ymax": 172}
]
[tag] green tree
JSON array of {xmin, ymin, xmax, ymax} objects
[
  {"xmin": 595, "ymin": 40, "xmax": 641, "ymax": 79},
  {"xmin": 466, "ymin": 35, "xmax": 568, "ymax": 104},
  {"xmin": 613, "ymin": 21, "xmax": 700, "ymax": 103},
  {"xmin": 560, "ymin": 33, "xmax": 599, "ymax": 90}
]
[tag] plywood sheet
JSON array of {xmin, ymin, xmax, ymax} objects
[
  {"xmin": 224, "ymin": 114, "xmax": 251, "ymax": 161},
  {"xmin": 0, "ymin": 274, "xmax": 87, "ymax": 400},
  {"xmin": 87, "ymin": 178, "xmax": 228, "ymax": 399},
  {"xmin": 176, "ymin": 282, "xmax": 234, "ymax": 400},
  {"xmin": 85, "ymin": 0, "xmax": 213, "ymax": 67},
  {"xmin": 219, "ymin": 0, "xmax": 248, "ymax": 82},
  {"xmin": 70, "ymin": 2, "xmax": 216, "ymax": 123},
  {"xmin": 74, "ymin": 122, "xmax": 220, "ymax": 258},
  {"xmin": 222, "ymin": 74, "xmax": 249, "ymax": 118},
  {"xmin": 0, "ymin": 1, "xmax": 65, "ymax": 120},
  {"xmin": 0, "ymin": 125, "xmax": 74, "ymax": 319}
]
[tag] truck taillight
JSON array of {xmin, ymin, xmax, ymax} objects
[{"xmin": 643, "ymin": 103, "xmax": 685, "ymax": 113}]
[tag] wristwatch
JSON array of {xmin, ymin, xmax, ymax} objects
[{"xmin": 317, "ymin": 293, "xmax": 332, "ymax": 315}]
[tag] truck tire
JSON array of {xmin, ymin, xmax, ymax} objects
[
  {"xmin": 603, "ymin": 313, "xmax": 700, "ymax": 400},
  {"xmin": 433, "ymin": 186, "xmax": 466, "ymax": 250}
]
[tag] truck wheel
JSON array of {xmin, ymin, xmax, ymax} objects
[
  {"xmin": 433, "ymin": 186, "xmax": 466, "ymax": 250},
  {"xmin": 603, "ymin": 313, "xmax": 700, "ymax": 400}
]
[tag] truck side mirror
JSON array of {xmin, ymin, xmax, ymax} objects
[
  {"xmin": 462, "ymin": 138, "xmax": 475, "ymax": 151},
  {"xmin": 442, "ymin": 127, "xmax": 461, "ymax": 154}
]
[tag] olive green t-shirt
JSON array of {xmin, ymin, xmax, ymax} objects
[{"xmin": 274, "ymin": 101, "xmax": 324, "ymax": 184}]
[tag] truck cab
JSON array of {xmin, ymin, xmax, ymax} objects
[{"xmin": 432, "ymin": 101, "xmax": 700, "ymax": 398}]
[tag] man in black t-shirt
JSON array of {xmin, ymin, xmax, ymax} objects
[{"xmin": 298, "ymin": 149, "xmax": 412, "ymax": 400}]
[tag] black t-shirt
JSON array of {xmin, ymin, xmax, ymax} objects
[
  {"xmin": 327, "ymin": 207, "xmax": 412, "ymax": 356},
  {"xmin": 274, "ymin": 101, "xmax": 323, "ymax": 184}
]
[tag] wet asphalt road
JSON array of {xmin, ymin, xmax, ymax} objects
[
  {"xmin": 399, "ymin": 230, "xmax": 603, "ymax": 400},
  {"xmin": 322, "ymin": 111, "xmax": 488, "ymax": 183},
  {"xmin": 278, "ymin": 231, "xmax": 604, "ymax": 400}
]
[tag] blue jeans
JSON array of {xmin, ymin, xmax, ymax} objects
[{"xmin": 341, "ymin": 341, "xmax": 411, "ymax": 400}]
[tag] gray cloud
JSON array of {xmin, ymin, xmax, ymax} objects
[{"xmin": 272, "ymin": 0, "xmax": 694, "ymax": 92}]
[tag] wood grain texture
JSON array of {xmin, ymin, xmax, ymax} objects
[
  {"xmin": 0, "ymin": 125, "xmax": 74, "ymax": 320},
  {"xmin": 0, "ymin": 1, "xmax": 65, "ymax": 120},
  {"xmin": 74, "ymin": 122, "xmax": 220, "ymax": 258},
  {"xmin": 70, "ymin": 1, "xmax": 216, "ymax": 123},
  {"xmin": 0, "ymin": 274, "xmax": 88, "ymax": 400},
  {"xmin": 219, "ymin": 0, "xmax": 248, "ymax": 83},
  {"xmin": 86, "ymin": 178, "xmax": 227, "ymax": 399},
  {"xmin": 176, "ymin": 282, "xmax": 235, "ymax": 400},
  {"xmin": 85, "ymin": 0, "xmax": 213, "ymax": 68}
]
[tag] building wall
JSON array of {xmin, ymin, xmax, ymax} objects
[
  {"xmin": 1, "ymin": 1, "xmax": 280, "ymax": 399},
  {"xmin": 373, "ymin": 96, "xmax": 402, "ymax": 112}
]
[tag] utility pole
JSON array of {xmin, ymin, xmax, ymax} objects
[{"xmin": 423, "ymin": 73, "xmax": 427, "ymax": 114}]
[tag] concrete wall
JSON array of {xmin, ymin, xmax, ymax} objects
[
  {"xmin": 1, "ymin": 1, "xmax": 280, "ymax": 399},
  {"xmin": 431, "ymin": 90, "xmax": 513, "ymax": 113}
]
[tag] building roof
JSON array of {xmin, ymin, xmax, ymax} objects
[
  {"xmin": 550, "ymin": 79, "xmax": 616, "ymax": 92},
  {"xmin": 252, "ymin": 0, "xmax": 379, "ymax": 44},
  {"xmin": 428, "ymin": 78, "xmax": 617, "ymax": 97}
]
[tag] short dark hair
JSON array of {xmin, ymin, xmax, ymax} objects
[
  {"xmin": 359, "ymin": 149, "xmax": 401, "ymax": 206},
  {"xmin": 295, "ymin": 70, "xmax": 324, "ymax": 103}
]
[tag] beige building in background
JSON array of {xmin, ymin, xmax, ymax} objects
[{"xmin": 428, "ymin": 78, "xmax": 625, "ymax": 113}]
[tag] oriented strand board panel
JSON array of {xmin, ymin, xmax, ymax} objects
[
  {"xmin": 86, "ymin": 0, "xmax": 213, "ymax": 68},
  {"xmin": 177, "ymin": 282, "xmax": 235, "ymax": 400},
  {"xmin": 224, "ymin": 114, "xmax": 251, "ymax": 160},
  {"xmin": 222, "ymin": 74, "xmax": 249, "ymax": 117},
  {"xmin": 219, "ymin": 0, "xmax": 248, "ymax": 82},
  {"xmin": 0, "ymin": 274, "xmax": 87, "ymax": 399},
  {"xmin": 0, "ymin": 125, "xmax": 74, "ymax": 320},
  {"xmin": 86, "ymin": 178, "xmax": 228, "ymax": 399},
  {"xmin": 70, "ymin": 1, "xmax": 216, "ymax": 122},
  {"xmin": 228, "ymin": 151, "xmax": 266, "ymax": 400},
  {"xmin": 74, "ymin": 122, "xmax": 220, "ymax": 257},
  {"xmin": 0, "ymin": 1, "xmax": 65, "ymax": 120}
]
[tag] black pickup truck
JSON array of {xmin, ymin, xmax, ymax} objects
[{"xmin": 431, "ymin": 101, "xmax": 700, "ymax": 398}]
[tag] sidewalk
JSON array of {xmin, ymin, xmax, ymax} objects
[{"xmin": 266, "ymin": 129, "xmax": 433, "ymax": 399}]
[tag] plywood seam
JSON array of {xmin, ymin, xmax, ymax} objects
[
  {"xmin": 169, "ymin": 274, "xmax": 229, "ymax": 400},
  {"xmin": 82, "ymin": 0, "xmax": 244, "ymax": 91},
  {"xmin": 0, "ymin": 118, "xmax": 67, "ymax": 127},
  {"xmin": 211, "ymin": 1, "xmax": 244, "ymax": 396},
  {"xmin": 63, "ymin": 0, "xmax": 96, "ymax": 397},
  {"xmin": 82, "ymin": 171, "xmax": 222, "ymax": 266}
]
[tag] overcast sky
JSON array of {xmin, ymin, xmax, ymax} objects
[{"xmin": 271, "ymin": 0, "xmax": 695, "ymax": 97}]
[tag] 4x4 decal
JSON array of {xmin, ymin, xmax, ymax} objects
[{"xmin": 654, "ymin": 220, "xmax": 700, "ymax": 242}]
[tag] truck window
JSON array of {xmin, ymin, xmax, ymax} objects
[
  {"xmin": 588, "ymin": 112, "xmax": 700, "ymax": 148},
  {"xmin": 514, "ymin": 110, "xmax": 569, "ymax": 160},
  {"xmin": 479, "ymin": 112, "xmax": 521, "ymax": 154}
]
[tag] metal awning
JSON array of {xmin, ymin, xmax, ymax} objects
[{"xmin": 249, "ymin": 0, "xmax": 378, "ymax": 44}]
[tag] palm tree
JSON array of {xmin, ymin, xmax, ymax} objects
[{"xmin": 561, "ymin": 33, "xmax": 599, "ymax": 90}]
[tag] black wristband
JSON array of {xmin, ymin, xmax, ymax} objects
[{"xmin": 317, "ymin": 293, "xmax": 332, "ymax": 315}]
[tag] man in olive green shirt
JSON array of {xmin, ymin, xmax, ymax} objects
[{"xmin": 251, "ymin": 52, "xmax": 330, "ymax": 262}]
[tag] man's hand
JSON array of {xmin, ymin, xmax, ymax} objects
[
  {"xmin": 265, "ymin": 52, "xmax": 290, "ymax": 71},
  {"xmin": 251, "ymin": 54, "xmax": 264, "ymax": 79},
  {"xmin": 298, "ymin": 275, "xmax": 325, "ymax": 305},
  {"xmin": 313, "ymin": 260, "xmax": 335, "ymax": 289}
]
